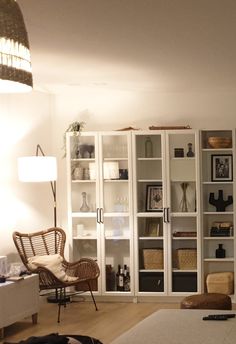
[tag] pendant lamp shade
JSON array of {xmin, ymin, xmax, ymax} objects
[{"xmin": 0, "ymin": 0, "xmax": 33, "ymax": 92}]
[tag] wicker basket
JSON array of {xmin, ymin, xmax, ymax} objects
[
  {"xmin": 208, "ymin": 137, "xmax": 232, "ymax": 149},
  {"xmin": 175, "ymin": 248, "xmax": 197, "ymax": 270},
  {"xmin": 143, "ymin": 249, "xmax": 163, "ymax": 269}
]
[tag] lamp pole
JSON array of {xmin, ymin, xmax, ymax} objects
[{"xmin": 36, "ymin": 144, "xmax": 57, "ymax": 227}]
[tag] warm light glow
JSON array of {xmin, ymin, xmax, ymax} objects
[
  {"xmin": 0, "ymin": 79, "xmax": 32, "ymax": 93},
  {"xmin": 18, "ymin": 156, "xmax": 57, "ymax": 182}
]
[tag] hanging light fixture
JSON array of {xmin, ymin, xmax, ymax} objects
[{"xmin": 0, "ymin": 0, "xmax": 33, "ymax": 93}]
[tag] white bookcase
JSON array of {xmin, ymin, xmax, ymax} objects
[
  {"xmin": 66, "ymin": 131, "xmax": 134, "ymax": 296},
  {"xmin": 200, "ymin": 130, "xmax": 236, "ymax": 299},
  {"xmin": 132, "ymin": 130, "xmax": 201, "ymax": 297},
  {"xmin": 66, "ymin": 129, "xmax": 235, "ymax": 301}
]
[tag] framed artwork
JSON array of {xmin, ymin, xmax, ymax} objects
[
  {"xmin": 145, "ymin": 219, "xmax": 160, "ymax": 237},
  {"xmin": 146, "ymin": 184, "xmax": 163, "ymax": 211},
  {"xmin": 211, "ymin": 154, "xmax": 233, "ymax": 182}
]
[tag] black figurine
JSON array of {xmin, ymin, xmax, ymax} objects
[{"xmin": 209, "ymin": 190, "xmax": 233, "ymax": 212}]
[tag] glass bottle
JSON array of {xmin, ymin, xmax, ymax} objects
[
  {"xmin": 145, "ymin": 136, "xmax": 153, "ymax": 158},
  {"xmin": 215, "ymin": 243, "xmax": 225, "ymax": 258},
  {"xmin": 187, "ymin": 143, "xmax": 194, "ymax": 157},
  {"xmin": 80, "ymin": 192, "xmax": 90, "ymax": 212}
]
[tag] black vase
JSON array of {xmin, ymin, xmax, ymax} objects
[{"xmin": 215, "ymin": 244, "xmax": 225, "ymax": 258}]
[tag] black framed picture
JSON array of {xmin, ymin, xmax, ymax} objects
[
  {"xmin": 146, "ymin": 184, "xmax": 163, "ymax": 211},
  {"xmin": 211, "ymin": 154, "xmax": 233, "ymax": 182}
]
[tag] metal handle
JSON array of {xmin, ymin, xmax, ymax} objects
[
  {"xmin": 167, "ymin": 207, "xmax": 170, "ymax": 223},
  {"xmin": 96, "ymin": 208, "xmax": 100, "ymax": 223},
  {"xmin": 100, "ymin": 208, "xmax": 104, "ymax": 224},
  {"xmin": 163, "ymin": 208, "xmax": 167, "ymax": 223}
]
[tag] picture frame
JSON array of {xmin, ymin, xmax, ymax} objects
[
  {"xmin": 146, "ymin": 184, "xmax": 163, "ymax": 211},
  {"xmin": 211, "ymin": 154, "xmax": 233, "ymax": 182},
  {"xmin": 144, "ymin": 219, "xmax": 160, "ymax": 237}
]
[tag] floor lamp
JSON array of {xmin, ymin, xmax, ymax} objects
[
  {"xmin": 18, "ymin": 144, "xmax": 57, "ymax": 227},
  {"xmin": 18, "ymin": 144, "xmax": 60, "ymax": 302}
]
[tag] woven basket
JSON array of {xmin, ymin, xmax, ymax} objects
[
  {"xmin": 208, "ymin": 137, "xmax": 232, "ymax": 149},
  {"xmin": 143, "ymin": 249, "xmax": 163, "ymax": 269},
  {"xmin": 175, "ymin": 248, "xmax": 197, "ymax": 270}
]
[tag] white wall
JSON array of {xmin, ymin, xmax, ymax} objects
[{"xmin": 0, "ymin": 91, "xmax": 53, "ymax": 261}]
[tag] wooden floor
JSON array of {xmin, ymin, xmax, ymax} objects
[{"xmin": 2, "ymin": 298, "xmax": 180, "ymax": 343}]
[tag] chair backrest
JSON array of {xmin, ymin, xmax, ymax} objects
[{"xmin": 13, "ymin": 227, "xmax": 66, "ymax": 268}]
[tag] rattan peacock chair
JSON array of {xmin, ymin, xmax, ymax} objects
[{"xmin": 12, "ymin": 227, "xmax": 100, "ymax": 322}]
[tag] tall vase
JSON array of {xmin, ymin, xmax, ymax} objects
[
  {"xmin": 80, "ymin": 192, "xmax": 90, "ymax": 212},
  {"xmin": 179, "ymin": 182, "xmax": 189, "ymax": 212}
]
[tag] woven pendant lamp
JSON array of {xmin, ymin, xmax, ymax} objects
[{"xmin": 0, "ymin": 0, "xmax": 33, "ymax": 92}]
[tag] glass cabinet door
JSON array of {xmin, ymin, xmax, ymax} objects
[
  {"xmin": 132, "ymin": 132, "xmax": 166, "ymax": 295},
  {"xmin": 99, "ymin": 132, "xmax": 133, "ymax": 294},
  {"xmin": 67, "ymin": 132, "xmax": 100, "ymax": 292},
  {"xmin": 166, "ymin": 130, "xmax": 200, "ymax": 294}
]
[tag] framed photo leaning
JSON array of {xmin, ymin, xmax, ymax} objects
[
  {"xmin": 211, "ymin": 154, "xmax": 233, "ymax": 182},
  {"xmin": 146, "ymin": 184, "xmax": 163, "ymax": 211}
]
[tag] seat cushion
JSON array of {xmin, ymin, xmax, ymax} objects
[
  {"xmin": 180, "ymin": 293, "xmax": 232, "ymax": 310},
  {"xmin": 28, "ymin": 254, "xmax": 77, "ymax": 282}
]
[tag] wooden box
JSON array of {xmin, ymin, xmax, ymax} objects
[{"xmin": 143, "ymin": 249, "xmax": 163, "ymax": 269}]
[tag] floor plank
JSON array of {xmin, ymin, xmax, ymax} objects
[{"xmin": 2, "ymin": 298, "xmax": 180, "ymax": 343}]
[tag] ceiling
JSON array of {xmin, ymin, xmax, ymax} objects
[{"xmin": 18, "ymin": 0, "xmax": 236, "ymax": 94}]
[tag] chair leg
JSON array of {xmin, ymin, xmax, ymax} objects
[
  {"xmin": 87, "ymin": 281, "xmax": 98, "ymax": 311},
  {"xmin": 57, "ymin": 288, "xmax": 67, "ymax": 323}
]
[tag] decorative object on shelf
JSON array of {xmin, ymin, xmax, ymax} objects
[
  {"xmin": 0, "ymin": 0, "xmax": 33, "ymax": 93},
  {"xmin": 174, "ymin": 248, "xmax": 197, "ymax": 270},
  {"xmin": 210, "ymin": 221, "xmax": 233, "ymax": 237},
  {"xmin": 146, "ymin": 184, "xmax": 163, "ymax": 211},
  {"xmin": 209, "ymin": 189, "xmax": 233, "ymax": 212},
  {"xmin": 174, "ymin": 148, "xmax": 184, "ymax": 157},
  {"xmin": 76, "ymin": 224, "xmax": 85, "ymax": 237},
  {"xmin": 80, "ymin": 192, "xmax": 90, "ymax": 212},
  {"xmin": 116, "ymin": 126, "xmax": 140, "ymax": 131},
  {"xmin": 83, "ymin": 167, "xmax": 90, "ymax": 180},
  {"xmin": 186, "ymin": 143, "xmax": 194, "ymax": 157},
  {"xmin": 149, "ymin": 125, "xmax": 191, "ymax": 130},
  {"xmin": 143, "ymin": 248, "xmax": 163, "ymax": 269},
  {"xmin": 145, "ymin": 219, "xmax": 160, "ymax": 237},
  {"xmin": 179, "ymin": 182, "xmax": 189, "ymax": 212},
  {"xmin": 106, "ymin": 265, "xmax": 116, "ymax": 291},
  {"xmin": 103, "ymin": 161, "xmax": 119, "ymax": 179},
  {"xmin": 173, "ymin": 231, "xmax": 197, "ymax": 237},
  {"xmin": 77, "ymin": 144, "xmax": 91, "ymax": 158},
  {"xmin": 62, "ymin": 121, "xmax": 85, "ymax": 157},
  {"xmin": 72, "ymin": 165, "xmax": 83, "ymax": 180},
  {"xmin": 119, "ymin": 169, "xmax": 128, "ymax": 180},
  {"xmin": 211, "ymin": 154, "xmax": 233, "ymax": 182},
  {"xmin": 215, "ymin": 244, "xmax": 226, "ymax": 258},
  {"xmin": 208, "ymin": 136, "xmax": 232, "ymax": 149},
  {"xmin": 89, "ymin": 162, "xmax": 96, "ymax": 180},
  {"xmin": 145, "ymin": 136, "xmax": 153, "ymax": 158}
]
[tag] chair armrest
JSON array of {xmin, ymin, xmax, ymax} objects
[{"xmin": 63, "ymin": 258, "xmax": 100, "ymax": 281}]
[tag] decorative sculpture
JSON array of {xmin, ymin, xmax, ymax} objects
[{"xmin": 209, "ymin": 190, "xmax": 233, "ymax": 212}]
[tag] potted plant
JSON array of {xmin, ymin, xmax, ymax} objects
[{"xmin": 62, "ymin": 121, "xmax": 85, "ymax": 157}]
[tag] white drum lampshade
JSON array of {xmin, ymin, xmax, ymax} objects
[{"xmin": 18, "ymin": 156, "xmax": 57, "ymax": 182}]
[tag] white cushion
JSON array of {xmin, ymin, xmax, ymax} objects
[{"xmin": 28, "ymin": 254, "xmax": 77, "ymax": 282}]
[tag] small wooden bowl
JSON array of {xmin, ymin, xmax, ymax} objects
[{"xmin": 208, "ymin": 137, "xmax": 232, "ymax": 149}]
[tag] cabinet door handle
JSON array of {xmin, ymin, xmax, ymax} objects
[
  {"xmin": 100, "ymin": 208, "xmax": 104, "ymax": 224},
  {"xmin": 163, "ymin": 208, "xmax": 167, "ymax": 223},
  {"xmin": 167, "ymin": 207, "xmax": 170, "ymax": 223},
  {"xmin": 96, "ymin": 208, "xmax": 100, "ymax": 223}
]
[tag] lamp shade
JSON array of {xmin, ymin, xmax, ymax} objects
[
  {"xmin": 0, "ymin": 0, "xmax": 33, "ymax": 92},
  {"xmin": 18, "ymin": 156, "xmax": 57, "ymax": 182}
]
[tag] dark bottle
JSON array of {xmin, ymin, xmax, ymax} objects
[
  {"xmin": 124, "ymin": 264, "xmax": 130, "ymax": 291},
  {"xmin": 186, "ymin": 142, "xmax": 194, "ymax": 157},
  {"xmin": 215, "ymin": 244, "xmax": 226, "ymax": 258},
  {"xmin": 117, "ymin": 266, "xmax": 125, "ymax": 291},
  {"xmin": 145, "ymin": 136, "xmax": 153, "ymax": 158}
]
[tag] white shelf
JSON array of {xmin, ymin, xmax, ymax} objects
[
  {"xmin": 138, "ymin": 179, "xmax": 162, "ymax": 183},
  {"xmin": 172, "ymin": 237, "xmax": 197, "ymax": 240},
  {"xmin": 104, "ymin": 179, "xmax": 128, "ymax": 182},
  {"xmin": 137, "ymin": 212, "xmax": 163, "ymax": 217},
  {"xmin": 204, "ymin": 237, "xmax": 234, "ymax": 240},
  {"xmin": 203, "ymin": 212, "xmax": 234, "ymax": 215},
  {"xmin": 171, "ymin": 212, "xmax": 197, "ymax": 217},
  {"xmin": 71, "ymin": 158, "xmax": 95, "ymax": 162},
  {"xmin": 72, "ymin": 212, "xmax": 97, "ymax": 217},
  {"xmin": 105, "ymin": 236, "xmax": 130, "ymax": 240},
  {"xmin": 104, "ymin": 157, "xmax": 128, "ymax": 161},
  {"xmin": 202, "ymin": 148, "xmax": 232, "ymax": 152},
  {"xmin": 172, "ymin": 269, "xmax": 197, "ymax": 272},
  {"xmin": 204, "ymin": 258, "xmax": 234, "ymax": 262},
  {"xmin": 202, "ymin": 181, "xmax": 233, "ymax": 185},
  {"xmin": 73, "ymin": 236, "xmax": 97, "ymax": 240},
  {"xmin": 137, "ymin": 157, "xmax": 162, "ymax": 161},
  {"xmin": 72, "ymin": 179, "xmax": 96, "ymax": 183},
  {"xmin": 139, "ymin": 269, "xmax": 164, "ymax": 272},
  {"xmin": 139, "ymin": 236, "xmax": 164, "ymax": 240}
]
